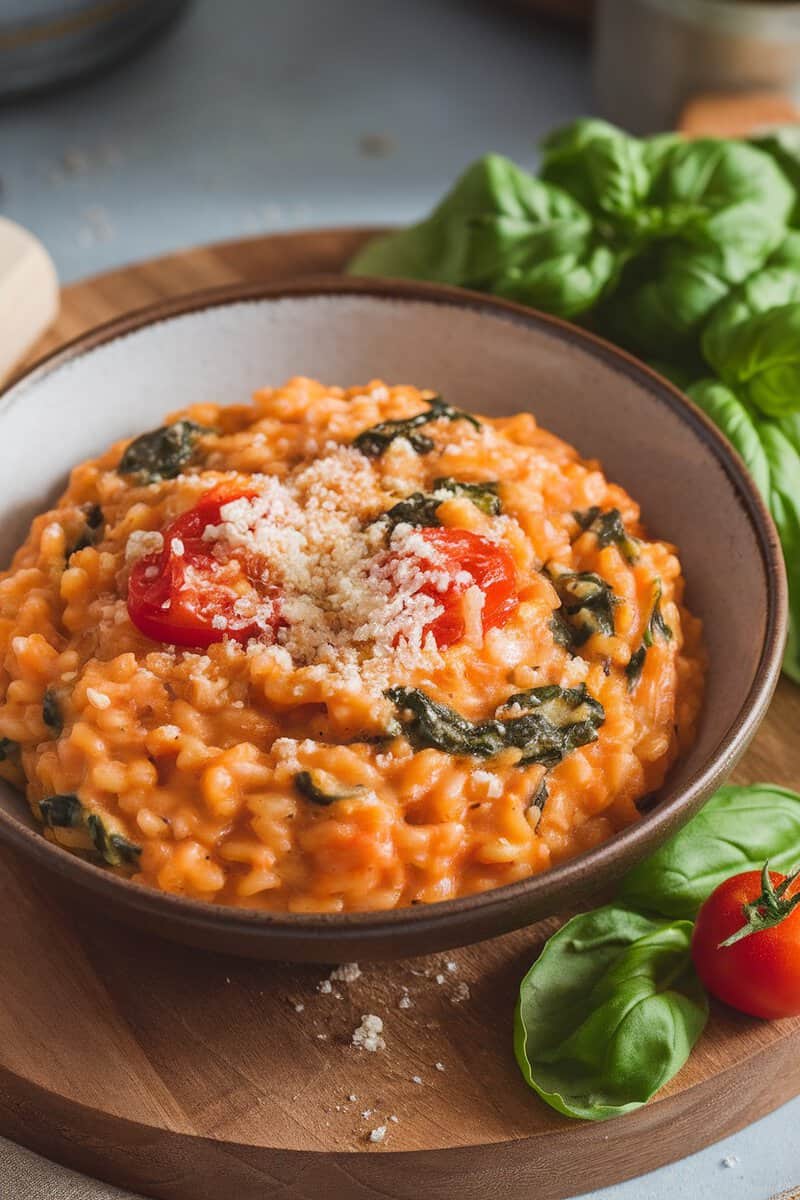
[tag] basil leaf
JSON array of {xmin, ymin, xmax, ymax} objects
[
  {"xmin": 620, "ymin": 783, "xmax": 800, "ymax": 919},
  {"xmin": 118, "ymin": 419, "xmax": 209, "ymax": 483},
  {"xmin": 514, "ymin": 904, "xmax": 708, "ymax": 1121},
  {"xmin": 599, "ymin": 138, "xmax": 793, "ymax": 361},
  {"xmin": 349, "ymin": 154, "xmax": 620, "ymax": 319},
  {"xmin": 540, "ymin": 119, "xmax": 653, "ymax": 222},
  {"xmin": 688, "ymin": 379, "xmax": 800, "ymax": 681},
  {"xmin": 703, "ymin": 302, "xmax": 800, "ymax": 419}
]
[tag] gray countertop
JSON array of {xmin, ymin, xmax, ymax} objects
[{"xmin": 1, "ymin": 2, "xmax": 799, "ymax": 1198}]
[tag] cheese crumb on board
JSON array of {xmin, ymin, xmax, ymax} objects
[
  {"xmin": 330, "ymin": 962, "xmax": 361, "ymax": 983},
  {"xmin": 352, "ymin": 1014, "xmax": 385, "ymax": 1052},
  {"xmin": 369, "ymin": 1125, "xmax": 387, "ymax": 1144}
]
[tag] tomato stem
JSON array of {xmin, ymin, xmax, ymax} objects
[{"xmin": 718, "ymin": 861, "xmax": 800, "ymax": 949}]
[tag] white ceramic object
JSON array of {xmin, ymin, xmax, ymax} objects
[
  {"xmin": 0, "ymin": 218, "xmax": 58, "ymax": 381},
  {"xmin": 0, "ymin": 281, "xmax": 785, "ymax": 959}
]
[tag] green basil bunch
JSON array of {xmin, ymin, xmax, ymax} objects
[
  {"xmin": 515, "ymin": 783, "xmax": 800, "ymax": 1121},
  {"xmin": 349, "ymin": 118, "xmax": 800, "ymax": 679}
]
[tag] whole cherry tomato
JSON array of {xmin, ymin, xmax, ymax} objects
[{"xmin": 691, "ymin": 863, "xmax": 800, "ymax": 1019}]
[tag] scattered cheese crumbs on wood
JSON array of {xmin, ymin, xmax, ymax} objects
[
  {"xmin": 435, "ymin": 973, "xmax": 445, "ymax": 985},
  {"xmin": 451, "ymin": 981, "xmax": 471, "ymax": 1004},
  {"xmin": 352, "ymin": 1014, "xmax": 385, "ymax": 1052},
  {"xmin": 318, "ymin": 980, "xmax": 333, "ymax": 994},
  {"xmin": 398, "ymin": 994, "xmax": 412, "ymax": 1009},
  {"xmin": 330, "ymin": 962, "xmax": 362, "ymax": 983},
  {"xmin": 293, "ymin": 1003, "xmax": 305, "ymax": 1013},
  {"xmin": 446, "ymin": 960, "xmax": 458, "ymax": 973},
  {"xmin": 369, "ymin": 1126, "xmax": 387, "ymax": 1144},
  {"xmin": 435, "ymin": 1061, "xmax": 446, "ymax": 1072},
  {"xmin": 389, "ymin": 1115, "xmax": 399, "ymax": 1124},
  {"xmin": 361, "ymin": 1109, "xmax": 372, "ymax": 1119},
  {"xmin": 86, "ymin": 687, "xmax": 111, "ymax": 710},
  {"xmin": 316, "ymin": 1033, "xmax": 328, "ymax": 1040},
  {"xmin": 348, "ymin": 1094, "xmax": 358, "ymax": 1103},
  {"xmin": 411, "ymin": 1075, "xmax": 423, "ymax": 1085}
]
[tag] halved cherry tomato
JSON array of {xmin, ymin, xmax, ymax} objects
[
  {"xmin": 691, "ymin": 865, "xmax": 800, "ymax": 1019},
  {"xmin": 127, "ymin": 486, "xmax": 282, "ymax": 649},
  {"xmin": 393, "ymin": 527, "xmax": 518, "ymax": 649}
]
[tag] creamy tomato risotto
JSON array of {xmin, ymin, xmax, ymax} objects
[{"xmin": 0, "ymin": 379, "xmax": 705, "ymax": 911}]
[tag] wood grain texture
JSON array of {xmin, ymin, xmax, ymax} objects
[{"xmin": 2, "ymin": 227, "xmax": 799, "ymax": 1200}]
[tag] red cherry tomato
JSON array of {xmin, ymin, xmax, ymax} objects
[
  {"xmin": 395, "ymin": 527, "xmax": 518, "ymax": 649},
  {"xmin": 127, "ymin": 486, "xmax": 282, "ymax": 649},
  {"xmin": 691, "ymin": 867, "xmax": 800, "ymax": 1019}
]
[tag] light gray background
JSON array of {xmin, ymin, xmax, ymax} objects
[{"xmin": 1, "ymin": 1, "xmax": 798, "ymax": 1197}]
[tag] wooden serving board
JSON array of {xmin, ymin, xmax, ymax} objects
[{"xmin": 3, "ymin": 228, "xmax": 800, "ymax": 1200}]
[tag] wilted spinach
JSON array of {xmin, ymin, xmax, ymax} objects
[
  {"xmin": 42, "ymin": 689, "xmax": 63, "ymax": 735},
  {"xmin": 67, "ymin": 503, "xmax": 104, "ymax": 558},
  {"xmin": 39, "ymin": 792, "xmax": 141, "ymax": 869},
  {"xmin": 118, "ymin": 419, "xmax": 209, "ymax": 483},
  {"xmin": 382, "ymin": 477, "xmax": 501, "ymax": 529},
  {"xmin": 574, "ymin": 506, "xmax": 639, "ymax": 563},
  {"xmin": 294, "ymin": 770, "xmax": 363, "ymax": 806},
  {"xmin": 353, "ymin": 396, "xmax": 480, "ymax": 457},
  {"xmin": 0, "ymin": 738, "xmax": 18, "ymax": 762},
  {"xmin": 625, "ymin": 646, "xmax": 646, "ymax": 691},
  {"xmin": 385, "ymin": 682, "xmax": 604, "ymax": 767},
  {"xmin": 619, "ymin": 783, "xmax": 800, "ymax": 920},
  {"xmin": 514, "ymin": 904, "xmax": 708, "ymax": 1120},
  {"xmin": 547, "ymin": 565, "xmax": 616, "ymax": 645}
]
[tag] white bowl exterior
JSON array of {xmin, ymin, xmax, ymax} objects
[{"xmin": 0, "ymin": 294, "xmax": 766, "ymax": 829}]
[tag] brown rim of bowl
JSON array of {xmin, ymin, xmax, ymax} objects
[{"xmin": 0, "ymin": 276, "xmax": 788, "ymax": 937}]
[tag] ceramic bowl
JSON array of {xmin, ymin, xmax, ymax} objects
[{"xmin": 0, "ymin": 279, "xmax": 786, "ymax": 960}]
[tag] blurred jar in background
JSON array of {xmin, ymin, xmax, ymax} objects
[
  {"xmin": 0, "ymin": 0, "xmax": 189, "ymax": 99},
  {"xmin": 595, "ymin": 0, "xmax": 800, "ymax": 133}
]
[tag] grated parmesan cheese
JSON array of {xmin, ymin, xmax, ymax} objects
[
  {"xmin": 352, "ymin": 1014, "xmax": 385, "ymax": 1052},
  {"xmin": 330, "ymin": 962, "xmax": 361, "ymax": 983},
  {"xmin": 125, "ymin": 529, "xmax": 164, "ymax": 565},
  {"xmin": 196, "ymin": 449, "xmax": 450, "ymax": 689}
]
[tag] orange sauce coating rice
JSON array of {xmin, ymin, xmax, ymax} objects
[{"xmin": 0, "ymin": 379, "xmax": 705, "ymax": 912}]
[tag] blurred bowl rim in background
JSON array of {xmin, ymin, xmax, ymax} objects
[{"xmin": 0, "ymin": 0, "xmax": 189, "ymax": 100}]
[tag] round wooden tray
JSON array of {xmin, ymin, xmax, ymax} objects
[{"xmin": 3, "ymin": 228, "xmax": 800, "ymax": 1200}]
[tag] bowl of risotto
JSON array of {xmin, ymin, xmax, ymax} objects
[{"xmin": 0, "ymin": 279, "xmax": 785, "ymax": 960}]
